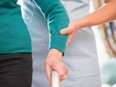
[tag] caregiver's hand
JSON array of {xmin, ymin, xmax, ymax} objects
[
  {"xmin": 60, "ymin": 20, "xmax": 81, "ymax": 45},
  {"xmin": 45, "ymin": 49, "xmax": 68, "ymax": 85}
]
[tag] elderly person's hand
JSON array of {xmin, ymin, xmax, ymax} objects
[{"xmin": 45, "ymin": 49, "xmax": 68, "ymax": 85}]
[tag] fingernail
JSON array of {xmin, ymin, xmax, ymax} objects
[{"xmin": 60, "ymin": 30, "xmax": 64, "ymax": 34}]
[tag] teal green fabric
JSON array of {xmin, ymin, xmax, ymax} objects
[
  {"xmin": 0, "ymin": 0, "xmax": 32, "ymax": 53},
  {"xmin": 33, "ymin": 0, "xmax": 69, "ymax": 52},
  {"xmin": 0, "ymin": 0, "xmax": 69, "ymax": 53},
  {"xmin": 100, "ymin": 58, "xmax": 116, "ymax": 85}
]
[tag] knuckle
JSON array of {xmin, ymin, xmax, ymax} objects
[{"xmin": 60, "ymin": 72, "xmax": 65, "ymax": 77}]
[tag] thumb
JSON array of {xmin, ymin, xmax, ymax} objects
[{"xmin": 60, "ymin": 27, "xmax": 73, "ymax": 35}]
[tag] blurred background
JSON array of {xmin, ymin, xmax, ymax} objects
[
  {"xmin": 18, "ymin": 0, "xmax": 116, "ymax": 87},
  {"xmin": 90, "ymin": 0, "xmax": 116, "ymax": 87}
]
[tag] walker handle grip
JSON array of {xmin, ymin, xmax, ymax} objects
[{"xmin": 51, "ymin": 70, "xmax": 60, "ymax": 87}]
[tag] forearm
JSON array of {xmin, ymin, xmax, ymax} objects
[
  {"xmin": 33, "ymin": 0, "xmax": 69, "ymax": 52},
  {"xmin": 76, "ymin": 0, "xmax": 116, "ymax": 28}
]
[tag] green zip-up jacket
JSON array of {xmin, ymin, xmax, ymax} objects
[{"xmin": 0, "ymin": 0, "xmax": 69, "ymax": 54}]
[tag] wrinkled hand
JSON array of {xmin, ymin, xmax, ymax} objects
[
  {"xmin": 45, "ymin": 49, "xmax": 68, "ymax": 85},
  {"xmin": 60, "ymin": 21, "xmax": 81, "ymax": 45}
]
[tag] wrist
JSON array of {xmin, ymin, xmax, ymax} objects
[
  {"xmin": 49, "ymin": 49, "xmax": 62, "ymax": 57},
  {"xmin": 76, "ymin": 17, "xmax": 89, "ymax": 29}
]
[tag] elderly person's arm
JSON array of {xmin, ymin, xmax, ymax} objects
[{"xmin": 33, "ymin": 0, "xmax": 69, "ymax": 84}]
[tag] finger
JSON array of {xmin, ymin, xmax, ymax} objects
[
  {"xmin": 65, "ymin": 65, "xmax": 68, "ymax": 75},
  {"xmin": 63, "ymin": 65, "xmax": 68, "ymax": 79},
  {"xmin": 66, "ymin": 32, "xmax": 75, "ymax": 46},
  {"xmin": 59, "ymin": 66, "xmax": 68, "ymax": 80},
  {"xmin": 66, "ymin": 34, "xmax": 72, "ymax": 46},
  {"xmin": 54, "ymin": 63, "xmax": 68, "ymax": 81},
  {"xmin": 45, "ymin": 65, "xmax": 52, "ymax": 85},
  {"xmin": 60, "ymin": 27, "xmax": 73, "ymax": 35}
]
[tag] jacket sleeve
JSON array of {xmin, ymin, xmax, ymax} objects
[{"xmin": 33, "ymin": 0, "xmax": 70, "ymax": 52}]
